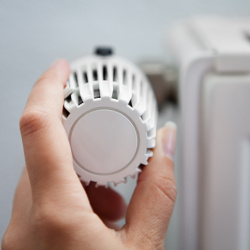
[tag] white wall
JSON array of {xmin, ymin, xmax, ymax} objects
[{"xmin": 1, "ymin": 0, "xmax": 250, "ymax": 247}]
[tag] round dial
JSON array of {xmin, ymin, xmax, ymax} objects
[
  {"xmin": 70, "ymin": 109, "xmax": 138, "ymax": 175},
  {"xmin": 63, "ymin": 51, "xmax": 157, "ymax": 186}
]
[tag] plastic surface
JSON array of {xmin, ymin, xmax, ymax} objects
[
  {"xmin": 201, "ymin": 74, "xmax": 250, "ymax": 250},
  {"xmin": 63, "ymin": 53, "xmax": 157, "ymax": 186},
  {"xmin": 71, "ymin": 109, "xmax": 138, "ymax": 175},
  {"xmin": 168, "ymin": 16, "xmax": 250, "ymax": 250}
]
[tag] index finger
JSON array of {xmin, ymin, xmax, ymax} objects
[{"xmin": 19, "ymin": 60, "xmax": 80, "ymax": 199}]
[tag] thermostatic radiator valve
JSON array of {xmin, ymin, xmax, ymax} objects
[{"xmin": 63, "ymin": 48, "xmax": 158, "ymax": 186}]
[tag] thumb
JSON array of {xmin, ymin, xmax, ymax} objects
[{"xmin": 124, "ymin": 122, "xmax": 177, "ymax": 249}]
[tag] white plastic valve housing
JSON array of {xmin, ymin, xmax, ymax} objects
[{"xmin": 63, "ymin": 50, "xmax": 157, "ymax": 186}]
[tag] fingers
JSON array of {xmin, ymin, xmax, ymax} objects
[
  {"xmin": 124, "ymin": 122, "xmax": 177, "ymax": 248},
  {"xmin": 85, "ymin": 183, "xmax": 127, "ymax": 221},
  {"xmin": 11, "ymin": 168, "xmax": 32, "ymax": 220},
  {"xmin": 19, "ymin": 60, "xmax": 81, "ymax": 201}
]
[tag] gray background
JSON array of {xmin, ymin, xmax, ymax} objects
[{"xmin": 1, "ymin": 1, "xmax": 250, "ymax": 249}]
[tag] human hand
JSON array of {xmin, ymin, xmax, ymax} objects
[{"xmin": 2, "ymin": 60, "xmax": 177, "ymax": 250}]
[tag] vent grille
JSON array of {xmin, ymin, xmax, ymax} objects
[{"xmin": 63, "ymin": 58, "xmax": 156, "ymax": 130}]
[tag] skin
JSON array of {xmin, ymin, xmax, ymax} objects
[{"xmin": 2, "ymin": 59, "xmax": 177, "ymax": 250}]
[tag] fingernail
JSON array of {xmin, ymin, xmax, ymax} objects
[
  {"xmin": 49, "ymin": 59, "xmax": 70, "ymax": 83},
  {"xmin": 50, "ymin": 59, "xmax": 63, "ymax": 68},
  {"xmin": 162, "ymin": 121, "xmax": 177, "ymax": 160}
]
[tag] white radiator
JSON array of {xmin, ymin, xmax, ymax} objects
[{"xmin": 169, "ymin": 17, "xmax": 250, "ymax": 250}]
